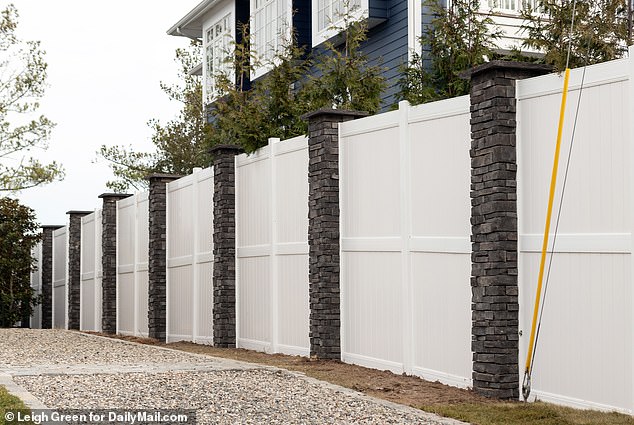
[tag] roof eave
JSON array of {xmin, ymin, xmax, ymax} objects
[{"xmin": 166, "ymin": 0, "xmax": 219, "ymax": 38}]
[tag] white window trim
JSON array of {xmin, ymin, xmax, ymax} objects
[
  {"xmin": 203, "ymin": 13, "xmax": 234, "ymax": 105},
  {"xmin": 311, "ymin": 0, "xmax": 369, "ymax": 47},
  {"xmin": 250, "ymin": 0, "xmax": 293, "ymax": 80},
  {"xmin": 407, "ymin": 0, "xmax": 422, "ymax": 61}
]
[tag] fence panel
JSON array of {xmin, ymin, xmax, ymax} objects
[
  {"xmin": 30, "ymin": 242, "xmax": 43, "ymax": 329},
  {"xmin": 236, "ymin": 136, "xmax": 310, "ymax": 356},
  {"xmin": 166, "ymin": 167, "xmax": 214, "ymax": 344},
  {"xmin": 52, "ymin": 226, "xmax": 68, "ymax": 329},
  {"xmin": 117, "ymin": 193, "xmax": 149, "ymax": 337},
  {"xmin": 339, "ymin": 99, "xmax": 472, "ymax": 388},
  {"xmin": 517, "ymin": 57, "xmax": 633, "ymax": 413},
  {"xmin": 80, "ymin": 210, "xmax": 102, "ymax": 331}
]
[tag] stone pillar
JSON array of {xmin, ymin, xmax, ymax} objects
[
  {"xmin": 40, "ymin": 225, "xmax": 62, "ymax": 329},
  {"xmin": 211, "ymin": 144, "xmax": 243, "ymax": 347},
  {"xmin": 302, "ymin": 108, "xmax": 367, "ymax": 359},
  {"xmin": 464, "ymin": 61, "xmax": 550, "ymax": 399},
  {"xmin": 147, "ymin": 174, "xmax": 181, "ymax": 341},
  {"xmin": 66, "ymin": 210, "xmax": 92, "ymax": 330},
  {"xmin": 99, "ymin": 193, "xmax": 131, "ymax": 334}
]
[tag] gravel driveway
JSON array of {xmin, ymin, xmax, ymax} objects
[{"xmin": 0, "ymin": 329, "xmax": 465, "ymax": 424}]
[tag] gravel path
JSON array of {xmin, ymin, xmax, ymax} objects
[{"xmin": 1, "ymin": 329, "xmax": 465, "ymax": 425}]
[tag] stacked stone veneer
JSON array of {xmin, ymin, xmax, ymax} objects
[
  {"xmin": 66, "ymin": 210, "xmax": 92, "ymax": 330},
  {"xmin": 211, "ymin": 145, "xmax": 243, "ymax": 347},
  {"xmin": 466, "ymin": 61, "xmax": 550, "ymax": 399},
  {"xmin": 147, "ymin": 174, "xmax": 181, "ymax": 341},
  {"xmin": 303, "ymin": 109, "xmax": 367, "ymax": 359},
  {"xmin": 99, "ymin": 193, "xmax": 131, "ymax": 334},
  {"xmin": 40, "ymin": 225, "xmax": 62, "ymax": 329}
]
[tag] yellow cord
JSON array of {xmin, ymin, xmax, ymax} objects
[{"xmin": 524, "ymin": 68, "xmax": 571, "ymax": 376}]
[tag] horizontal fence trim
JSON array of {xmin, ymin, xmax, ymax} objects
[
  {"xmin": 135, "ymin": 263, "xmax": 148, "ymax": 272},
  {"xmin": 237, "ymin": 244, "xmax": 271, "ymax": 258},
  {"xmin": 166, "ymin": 254, "xmax": 212, "ymax": 268},
  {"xmin": 117, "ymin": 196, "xmax": 136, "ymax": 208},
  {"xmin": 53, "ymin": 279, "xmax": 65, "ymax": 289},
  {"xmin": 195, "ymin": 252, "xmax": 213, "ymax": 264},
  {"xmin": 238, "ymin": 337, "xmax": 272, "ymax": 353},
  {"xmin": 276, "ymin": 344, "xmax": 310, "ymax": 357},
  {"xmin": 530, "ymin": 389, "xmax": 632, "ymax": 415},
  {"xmin": 192, "ymin": 336, "xmax": 214, "ymax": 345},
  {"xmin": 81, "ymin": 214, "xmax": 95, "ymax": 225},
  {"xmin": 236, "ymin": 146, "xmax": 270, "ymax": 167},
  {"xmin": 117, "ymin": 265, "xmax": 134, "ymax": 274},
  {"xmin": 167, "ymin": 255, "xmax": 194, "ymax": 269},
  {"xmin": 168, "ymin": 176, "xmax": 194, "ymax": 191},
  {"xmin": 519, "ymin": 233, "xmax": 631, "ymax": 253},
  {"xmin": 407, "ymin": 95, "xmax": 470, "ymax": 124},
  {"xmin": 341, "ymin": 237, "xmax": 402, "ymax": 252},
  {"xmin": 516, "ymin": 59, "xmax": 628, "ymax": 101},
  {"xmin": 81, "ymin": 272, "xmax": 95, "ymax": 281},
  {"xmin": 273, "ymin": 135, "xmax": 307, "ymax": 155},
  {"xmin": 339, "ymin": 110, "xmax": 399, "ymax": 137},
  {"xmin": 409, "ymin": 236, "xmax": 471, "ymax": 254},
  {"xmin": 275, "ymin": 242, "xmax": 309, "ymax": 256},
  {"xmin": 411, "ymin": 366, "xmax": 472, "ymax": 390},
  {"xmin": 342, "ymin": 352, "xmax": 404, "ymax": 374}
]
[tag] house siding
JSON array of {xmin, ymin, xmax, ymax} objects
[{"xmin": 362, "ymin": 0, "xmax": 408, "ymax": 111}]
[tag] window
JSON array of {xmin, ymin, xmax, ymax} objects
[
  {"xmin": 312, "ymin": 0, "xmax": 364, "ymax": 46},
  {"xmin": 204, "ymin": 13, "xmax": 233, "ymax": 104},
  {"xmin": 487, "ymin": 0, "xmax": 540, "ymax": 13},
  {"xmin": 251, "ymin": 0, "xmax": 291, "ymax": 78}
]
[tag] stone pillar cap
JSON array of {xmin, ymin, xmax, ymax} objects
[
  {"xmin": 460, "ymin": 60, "xmax": 552, "ymax": 80},
  {"xmin": 209, "ymin": 144, "xmax": 244, "ymax": 155},
  {"xmin": 301, "ymin": 108, "xmax": 369, "ymax": 121},
  {"xmin": 98, "ymin": 192, "xmax": 132, "ymax": 199},
  {"xmin": 66, "ymin": 210, "xmax": 93, "ymax": 215},
  {"xmin": 145, "ymin": 173, "xmax": 183, "ymax": 181},
  {"xmin": 41, "ymin": 224, "xmax": 64, "ymax": 230}
]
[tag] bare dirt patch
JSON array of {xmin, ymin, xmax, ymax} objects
[{"xmin": 84, "ymin": 332, "xmax": 489, "ymax": 409}]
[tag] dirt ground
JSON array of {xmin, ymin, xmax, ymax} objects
[{"xmin": 86, "ymin": 332, "xmax": 493, "ymax": 410}]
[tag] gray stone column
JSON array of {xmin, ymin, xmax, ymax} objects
[
  {"xmin": 302, "ymin": 108, "xmax": 367, "ymax": 359},
  {"xmin": 211, "ymin": 144, "xmax": 243, "ymax": 348},
  {"xmin": 464, "ymin": 61, "xmax": 550, "ymax": 399},
  {"xmin": 99, "ymin": 193, "xmax": 131, "ymax": 334},
  {"xmin": 147, "ymin": 174, "xmax": 181, "ymax": 341},
  {"xmin": 66, "ymin": 210, "xmax": 92, "ymax": 330},
  {"xmin": 40, "ymin": 225, "xmax": 62, "ymax": 329}
]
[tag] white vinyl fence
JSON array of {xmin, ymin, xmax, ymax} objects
[
  {"xmin": 30, "ymin": 242, "xmax": 43, "ymax": 329},
  {"xmin": 236, "ymin": 136, "xmax": 310, "ymax": 356},
  {"xmin": 80, "ymin": 210, "xmax": 103, "ymax": 332},
  {"xmin": 52, "ymin": 226, "xmax": 68, "ymax": 329},
  {"xmin": 339, "ymin": 99, "xmax": 472, "ymax": 388},
  {"xmin": 117, "ymin": 193, "xmax": 149, "ymax": 337},
  {"xmin": 517, "ymin": 57, "xmax": 634, "ymax": 413},
  {"xmin": 166, "ymin": 168, "xmax": 215, "ymax": 344}
]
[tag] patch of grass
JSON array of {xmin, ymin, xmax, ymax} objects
[
  {"xmin": 422, "ymin": 401, "xmax": 634, "ymax": 425},
  {"xmin": 0, "ymin": 385, "xmax": 32, "ymax": 425}
]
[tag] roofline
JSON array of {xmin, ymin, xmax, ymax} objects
[{"xmin": 166, "ymin": 0, "xmax": 219, "ymax": 38}]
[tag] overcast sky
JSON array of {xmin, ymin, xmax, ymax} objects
[{"xmin": 10, "ymin": 0, "xmax": 201, "ymax": 225}]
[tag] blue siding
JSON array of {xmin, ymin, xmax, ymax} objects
[
  {"xmin": 293, "ymin": 0, "xmax": 312, "ymax": 52},
  {"xmin": 361, "ymin": 0, "xmax": 409, "ymax": 111}
]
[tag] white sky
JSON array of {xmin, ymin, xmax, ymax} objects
[{"xmin": 10, "ymin": 0, "xmax": 201, "ymax": 225}]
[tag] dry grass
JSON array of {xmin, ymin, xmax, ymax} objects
[{"xmin": 0, "ymin": 385, "xmax": 32, "ymax": 425}]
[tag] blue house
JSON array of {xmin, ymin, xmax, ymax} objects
[{"xmin": 167, "ymin": 0, "xmax": 537, "ymax": 110}]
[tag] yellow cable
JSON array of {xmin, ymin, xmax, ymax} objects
[{"xmin": 524, "ymin": 68, "xmax": 571, "ymax": 376}]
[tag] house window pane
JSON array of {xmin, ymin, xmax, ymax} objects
[{"xmin": 204, "ymin": 13, "xmax": 233, "ymax": 103}]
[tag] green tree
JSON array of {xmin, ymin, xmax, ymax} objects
[
  {"xmin": 302, "ymin": 5, "xmax": 385, "ymax": 113},
  {"xmin": 99, "ymin": 42, "xmax": 213, "ymax": 192},
  {"xmin": 0, "ymin": 4, "xmax": 63, "ymax": 191},
  {"xmin": 398, "ymin": 0, "xmax": 500, "ymax": 105},
  {"xmin": 0, "ymin": 197, "xmax": 40, "ymax": 327},
  {"xmin": 211, "ymin": 25, "xmax": 311, "ymax": 153},
  {"xmin": 521, "ymin": 0, "xmax": 628, "ymax": 71}
]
